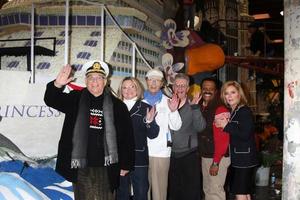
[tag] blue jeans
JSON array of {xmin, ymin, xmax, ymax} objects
[{"xmin": 117, "ymin": 167, "xmax": 148, "ymax": 200}]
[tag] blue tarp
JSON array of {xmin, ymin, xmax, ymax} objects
[{"xmin": 0, "ymin": 160, "xmax": 73, "ymax": 200}]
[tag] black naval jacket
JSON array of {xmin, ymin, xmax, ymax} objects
[
  {"xmin": 44, "ymin": 81, "xmax": 135, "ymax": 190},
  {"xmin": 224, "ymin": 105, "xmax": 258, "ymax": 168}
]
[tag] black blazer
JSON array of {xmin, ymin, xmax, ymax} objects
[
  {"xmin": 129, "ymin": 101, "xmax": 159, "ymax": 167},
  {"xmin": 44, "ymin": 81, "xmax": 135, "ymax": 189},
  {"xmin": 224, "ymin": 105, "xmax": 258, "ymax": 168}
]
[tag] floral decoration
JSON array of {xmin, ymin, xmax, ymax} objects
[
  {"xmin": 161, "ymin": 19, "xmax": 190, "ymax": 49},
  {"xmin": 160, "ymin": 53, "xmax": 184, "ymax": 85}
]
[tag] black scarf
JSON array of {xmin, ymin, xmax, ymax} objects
[{"xmin": 71, "ymin": 88, "xmax": 118, "ymax": 168}]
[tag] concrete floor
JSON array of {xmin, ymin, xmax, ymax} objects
[
  {"xmin": 228, "ymin": 186, "xmax": 281, "ymax": 200},
  {"xmin": 254, "ymin": 186, "xmax": 281, "ymax": 200}
]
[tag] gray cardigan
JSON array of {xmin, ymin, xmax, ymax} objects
[{"xmin": 171, "ymin": 101, "xmax": 206, "ymax": 157}]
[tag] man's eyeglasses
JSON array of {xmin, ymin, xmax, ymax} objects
[
  {"xmin": 173, "ymin": 84, "xmax": 187, "ymax": 89},
  {"xmin": 147, "ymin": 78, "xmax": 162, "ymax": 83}
]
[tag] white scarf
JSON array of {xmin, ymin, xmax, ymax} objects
[{"xmin": 123, "ymin": 97, "xmax": 138, "ymax": 111}]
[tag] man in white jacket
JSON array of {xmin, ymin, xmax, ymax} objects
[{"xmin": 143, "ymin": 68, "xmax": 182, "ymax": 200}]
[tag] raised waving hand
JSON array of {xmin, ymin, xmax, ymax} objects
[
  {"xmin": 168, "ymin": 94, "xmax": 180, "ymax": 112},
  {"xmin": 54, "ymin": 64, "xmax": 73, "ymax": 88},
  {"xmin": 189, "ymin": 92, "xmax": 201, "ymax": 105},
  {"xmin": 146, "ymin": 106, "xmax": 157, "ymax": 123}
]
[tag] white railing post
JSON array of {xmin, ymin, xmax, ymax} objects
[
  {"xmin": 100, "ymin": 5, "xmax": 104, "ymax": 62},
  {"xmin": 132, "ymin": 43, "xmax": 136, "ymax": 77},
  {"xmin": 64, "ymin": 0, "xmax": 70, "ymax": 65},
  {"xmin": 30, "ymin": 3, "xmax": 35, "ymax": 83},
  {"xmin": 81, "ymin": 0, "xmax": 153, "ymax": 73}
]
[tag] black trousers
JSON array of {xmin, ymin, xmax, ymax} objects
[
  {"xmin": 168, "ymin": 151, "xmax": 201, "ymax": 200},
  {"xmin": 73, "ymin": 167, "xmax": 115, "ymax": 200}
]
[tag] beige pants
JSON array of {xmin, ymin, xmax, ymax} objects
[
  {"xmin": 148, "ymin": 156, "xmax": 170, "ymax": 200},
  {"xmin": 202, "ymin": 157, "xmax": 231, "ymax": 200}
]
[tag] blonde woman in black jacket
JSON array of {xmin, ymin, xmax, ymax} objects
[
  {"xmin": 117, "ymin": 77, "xmax": 159, "ymax": 200},
  {"xmin": 215, "ymin": 81, "xmax": 258, "ymax": 200}
]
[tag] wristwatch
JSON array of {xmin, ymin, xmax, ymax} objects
[{"xmin": 212, "ymin": 162, "xmax": 219, "ymax": 167}]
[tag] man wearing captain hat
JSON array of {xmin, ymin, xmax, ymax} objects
[{"xmin": 44, "ymin": 61, "xmax": 135, "ymax": 199}]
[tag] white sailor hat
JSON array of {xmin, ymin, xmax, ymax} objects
[{"xmin": 84, "ymin": 60, "xmax": 109, "ymax": 78}]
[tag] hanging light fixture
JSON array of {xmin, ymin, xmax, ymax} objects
[
  {"xmin": 280, "ymin": 11, "xmax": 284, "ymax": 16},
  {"xmin": 252, "ymin": 13, "xmax": 271, "ymax": 20}
]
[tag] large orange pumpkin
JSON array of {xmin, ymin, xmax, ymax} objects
[{"xmin": 185, "ymin": 43, "xmax": 225, "ymax": 75}]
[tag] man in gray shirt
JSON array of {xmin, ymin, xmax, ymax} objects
[{"xmin": 168, "ymin": 73, "xmax": 206, "ymax": 200}]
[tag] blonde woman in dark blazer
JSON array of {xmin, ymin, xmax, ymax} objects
[
  {"xmin": 117, "ymin": 77, "xmax": 159, "ymax": 200},
  {"xmin": 215, "ymin": 81, "xmax": 258, "ymax": 200}
]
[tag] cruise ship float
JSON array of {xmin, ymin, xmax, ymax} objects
[
  {"xmin": 0, "ymin": 0, "xmax": 165, "ymax": 89},
  {"xmin": 0, "ymin": 1, "xmax": 166, "ymax": 199}
]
